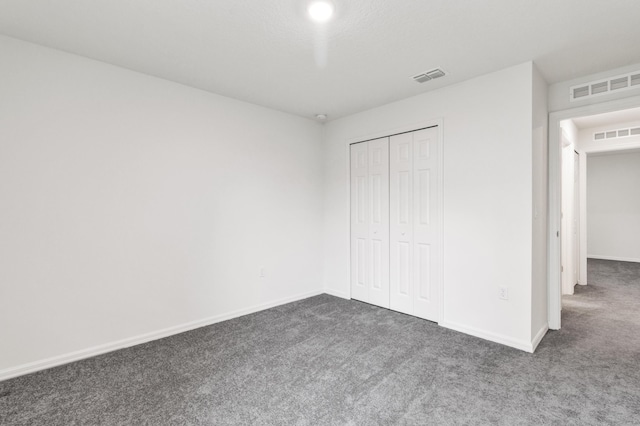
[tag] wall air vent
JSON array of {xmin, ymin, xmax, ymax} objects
[
  {"xmin": 412, "ymin": 68, "xmax": 446, "ymax": 83},
  {"xmin": 570, "ymin": 70, "xmax": 640, "ymax": 102},
  {"xmin": 573, "ymin": 86, "xmax": 590, "ymax": 99},
  {"xmin": 594, "ymin": 126, "xmax": 640, "ymax": 141},
  {"xmin": 591, "ymin": 81, "xmax": 608, "ymax": 95},
  {"xmin": 610, "ymin": 77, "xmax": 629, "ymax": 90}
]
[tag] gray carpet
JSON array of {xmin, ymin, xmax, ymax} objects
[{"xmin": 1, "ymin": 259, "xmax": 639, "ymax": 425}]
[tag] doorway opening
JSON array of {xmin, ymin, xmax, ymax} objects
[{"xmin": 549, "ymin": 102, "xmax": 640, "ymax": 329}]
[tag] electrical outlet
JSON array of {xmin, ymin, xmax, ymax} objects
[
  {"xmin": 260, "ymin": 267, "xmax": 265, "ymax": 278},
  {"xmin": 499, "ymin": 287, "xmax": 508, "ymax": 300}
]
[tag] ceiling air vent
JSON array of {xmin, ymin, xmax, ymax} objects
[
  {"xmin": 426, "ymin": 68, "xmax": 446, "ymax": 79},
  {"xmin": 413, "ymin": 73, "xmax": 431, "ymax": 83},
  {"xmin": 570, "ymin": 70, "xmax": 640, "ymax": 102},
  {"xmin": 594, "ymin": 126, "xmax": 640, "ymax": 141},
  {"xmin": 412, "ymin": 68, "xmax": 446, "ymax": 83}
]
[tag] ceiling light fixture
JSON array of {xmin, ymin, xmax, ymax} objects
[
  {"xmin": 315, "ymin": 114, "xmax": 328, "ymax": 121},
  {"xmin": 307, "ymin": 1, "xmax": 334, "ymax": 23}
]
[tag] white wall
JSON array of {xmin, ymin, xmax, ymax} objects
[
  {"xmin": 323, "ymin": 62, "xmax": 540, "ymax": 351},
  {"xmin": 586, "ymin": 151, "xmax": 640, "ymax": 263},
  {"xmin": 578, "ymin": 120, "xmax": 640, "ymax": 152},
  {"xmin": 0, "ymin": 36, "xmax": 324, "ymax": 377},
  {"xmin": 531, "ymin": 65, "xmax": 548, "ymax": 341}
]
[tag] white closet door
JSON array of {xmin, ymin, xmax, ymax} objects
[
  {"xmin": 367, "ymin": 138, "xmax": 390, "ymax": 308},
  {"xmin": 350, "ymin": 138, "xmax": 389, "ymax": 308},
  {"xmin": 389, "ymin": 133, "xmax": 414, "ymax": 315},
  {"xmin": 350, "ymin": 142, "xmax": 369, "ymax": 303},
  {"xmin": 390, "ymin": 127, "xmax": 440, "ymax": 321},
  {"xmin": 412, "ymin": 127, "xmax": 440, "ymax": 321}
]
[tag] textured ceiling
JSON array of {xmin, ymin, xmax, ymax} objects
[{"xmin": 1, "ymin": 0, "xmax": 640, "ymax": 120}]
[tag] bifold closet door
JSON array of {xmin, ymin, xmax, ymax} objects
[
  {"xmin": 350, "ymin": 138, "xmax": 390, "ymax": 308},
  {"xmin": 390, "ymin": 127, "xmax": 440, "ymax": 322}
]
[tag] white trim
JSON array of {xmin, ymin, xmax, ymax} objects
[
  {"xmin": 323, "ymin": 288, "xmax": 350, "ymax": 299},
  {"xmin": 0, "ymin": 289, "xmax": 323, "ymax": 383},
  {"xmin": 345, "ymin": 119, "xmax": 443, "ymax": 146},
  {"xmin": 548, "ymin": 95, "xmax": 640, "ymax": 331},
  {"xmin": 587, "ymin": 255, "xmax": 640, "ymax": 263},
  {"xmin": 579, "ymin": 151, "xmax": 588, "ymax": 285},
  {"xmin": 583, "ymin": 140, "xmax": 640, "ymax": 153},
  {"xmin": 345, "ymin": 118, "xmax": 445, "ymax": 324},
  {"xmin": 531, "ymin": 324, "xmax": 549, "ymax": 352},
  {"xmin": 549, "ymin": 119, "xmax": 563, "ymax": 330},
  {"xmin": 440, "ymin": 321, "xmax": 535, "ymax": 353}
]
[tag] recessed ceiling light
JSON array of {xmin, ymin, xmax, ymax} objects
[
  {"xmin": 315, "ymin": 114, "xmax": 328, "ymax": 120},
  {"xmin": 308, "ymin": 1, "xmax": 334, "ymax": 23}
]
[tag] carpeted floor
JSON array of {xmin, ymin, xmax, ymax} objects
[{"xmin": 1, "ymin": 259, "xmax": 639, "ymax": 425}]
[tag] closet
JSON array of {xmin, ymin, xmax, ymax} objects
[{"xmin": 350, "ymin": 126, "xmax": 440, "ymax": 322}]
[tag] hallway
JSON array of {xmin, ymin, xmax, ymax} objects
[{"xmin": 550, "ymin": 258, "xmax": 640, "ymax": 422}]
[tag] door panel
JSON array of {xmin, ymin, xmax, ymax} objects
[
  {"xmin": 350, "ymin": 138, "xmax": 389, "ymax": 308},
  {"xmin": 390, "ymin": 127, "xmax": 440, "ymax": 321},
  {"xmin": 350, "ymin": 142, "xmax": 369, "ymax": 303},
  {"xmin": 368, "ymin": 138, "xmax": 390, "ymax": 308},
  {"xmin": 413, "ymin": 127, "xmax": 439, "ymax": 321},
  {"xmin": 416, "ymin": 244, "xmax": 431, "ymax": 300},
  {"xmin": 390, "ymin": 133, "xmax": 414, "ymax": 315},
  {"xmin": 417, "ymin": 170, "xmax": 430, "ymax": 226}
]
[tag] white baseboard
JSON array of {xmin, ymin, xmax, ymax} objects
[
  {"xmin": 439, "ymin": 320, "xmax": 535, "ymax": 353},
  {"xmin": 587, "ymin": 255, "xmax": 640, "ymax": 263},
  {"xmin": 531, "ymin": 324, "xmax": 549, "ymax": 352},
  {"xmin": 323, "ymin": 288, "xmax": 350, "ymax": 300},
  {"xmin": 0, "ymin": 289, "xmax": 323, "ymax": 383}
]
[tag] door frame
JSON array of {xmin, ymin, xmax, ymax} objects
[
  {"xmin": 346, "ymin": 118, "xmax": 444, "ymax": 322},
  {"xmin": 548, "ymin": 96, "xmax": 640, "ymax": 330},
  {"xmin": 573, "ymin": 150, "xmax": 580, "ymax": 289}
]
